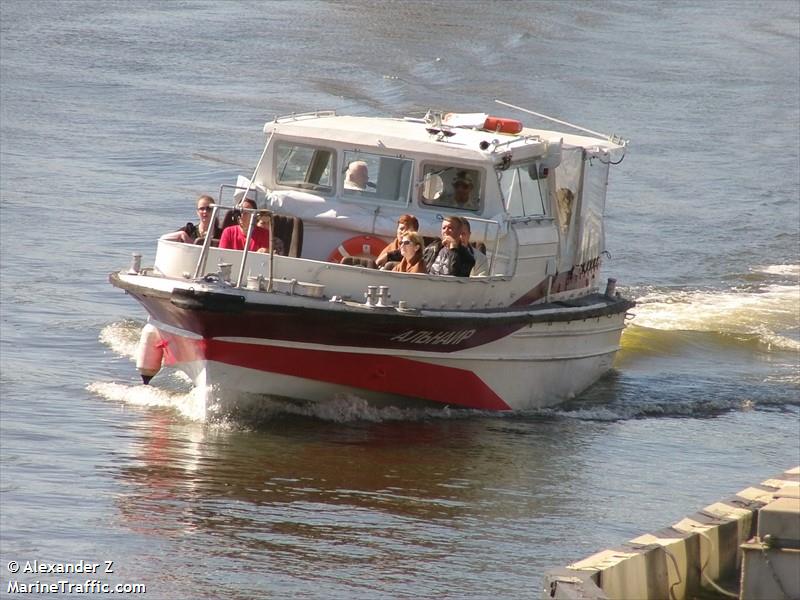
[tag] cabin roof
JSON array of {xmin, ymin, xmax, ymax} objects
[{"xmin": 263, "ymin": 113, "xmax": 623, "ymax": 162}]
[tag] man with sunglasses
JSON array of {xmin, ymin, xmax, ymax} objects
[{"xmin": 423, "ymin": 216, "xmax": 475, "ymax": 277}]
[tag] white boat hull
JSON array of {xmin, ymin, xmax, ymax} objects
[{"xmin": 146, "ymin": 306, "xmax": 627, "ymax": 412}]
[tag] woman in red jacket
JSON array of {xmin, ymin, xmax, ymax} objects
[{"xmin": 219, "ymin": 198, "xmax": 270, "ymax": 252}]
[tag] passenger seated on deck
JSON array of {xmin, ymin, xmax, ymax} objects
[
  {"xmin": 343, "ymin": 161, "xmax": 370, "ymax": 191},
  {"xmin": 255, "ymin": 211, "xmax": 285, "ymax": 255},
  {"xmin": 218, "ymin": 198, "xmax": 270, "ymax": 252},
  {"xmin": 422, "ymin": 215, "xmax": 475, "ymax": 277},
  {"xmin": 160, "ymin": 194, "xmax": 221, "ymax": 245},
  {"xmin": 392, "ymin": 231, "xmax": 426, "ymax": 274},
  {"xmin": 376, "ymin": 214, "xmax": 419, "ymax": 268},
  {"xmin": 459, "ymin": 219, "xmax": 489, "ymax": 277}
]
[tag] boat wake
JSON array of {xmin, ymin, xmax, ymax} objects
[
  {"xmin": 87, "ymin": 375, "xmax": 475, "ymax": 425},
  {"xmin": 621, "ymin": 264, "xmax": 799, "ymax": 358},
  {"xmin": 86, "ymin": 381, "xmax": 209, "ymax": 422},
  {"xmin": 542, "ymin": 264, "xmax": 800, "ymax": 422},
  {"xmin": 95, "ymin": 263, "xmax": 797, "ymax": 425}
]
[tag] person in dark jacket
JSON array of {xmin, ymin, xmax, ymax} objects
[{"xmin": 423, "ymin": 216, "xmax": 475, "ymax": 277}]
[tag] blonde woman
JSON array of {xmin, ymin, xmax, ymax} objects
[
  {"xmin": 392, "ymin": 231, "xmax": 426, "ymax": 274},
  {"xmin": 161, "ymin": 194, "xmax": 221, "ymax": 244},
  {"xmin": 376, "ymin": 214, "xmax": 419, "ymax": 267}
]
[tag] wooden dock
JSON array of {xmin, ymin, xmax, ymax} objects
[{"xmin": 541, "ymin": 466, "xmax": 800, "ymax": 600}]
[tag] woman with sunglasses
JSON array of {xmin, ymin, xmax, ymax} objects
[
  {"xmin": 392, "ymin": 231, "xmax": 426, "ymax": 274},
  {"xmin": 376, "ymin": 214, "xmax": 419, "ymax": 268},
  {"xmin": 160, "ymin": 195, "xmax": 221, "ymax": 244}
]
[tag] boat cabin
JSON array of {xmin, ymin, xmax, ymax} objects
[{"xmin": 153, "ymin": 110, "xmax": 625, "ymax": 309}]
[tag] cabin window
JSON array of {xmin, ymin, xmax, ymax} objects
[
  {"xmin": 341, "ymin": 151, "xmax": 413, "ymax": 203},
  {"xmin": 275, "ymin": 142, "xmax": 335, "ymax": 193},
  {"xmin": 419, "ymin": 165, "xmax": 481, "ymax": 211},
  {"xmin": 499, "ymin": 162, "xmax": 548, "ymax": 217}
]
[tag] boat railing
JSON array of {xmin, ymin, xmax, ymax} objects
[
  {"xmin": 193, "ymin": 202, "xmax": 282, "ymax": 289},
  {"xmin": 272, "ymin": 110, "xmax": 336, "ymax": 124},
  {"xmin": 488, "ymin": 135, "xmax": 543, "ymax": 153},
  {"xmin": 191, "ymin": 193, "xmax": 507, "ymax": 285},
  {"xmin": 193, "ymin": 181, "xmax": 262, "ymax": 282},
  {"xmin": 458, "ymin": 215, "xmax": 503, "ymax": 276}
]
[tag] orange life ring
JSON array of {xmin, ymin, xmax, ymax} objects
[
  {"xmin": 483, "ymin": 116, "xmax": 523, "ymax": 135},
  {"xmin": 328, "ymin": 235, "xmax": 388, "ymax": 263}
]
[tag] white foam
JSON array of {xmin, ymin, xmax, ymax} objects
[
  {"xmin": 99, "ymin": 320, "xmax": 142, "ymax": 359},
  {"xmin": 755, "ymin": 264, "xmax": 800, "ymax": 277},
  {"xmin": 87, "ymin": 381, "xmax": 208, "ymax": 422},
  {"xmin": 546, "ymin": 396, "xmax": 758, "ymax": 421},
  {"xmin": 630, "ymin": 284, "xmax": 800, "ymax": 351},
  {"xmin": 209, "ymin": 392, "xmax": 464, "ymax": 424},
  {"xmin": 276, "ymin": 395, "xmax": 463, "ymax": 423}
]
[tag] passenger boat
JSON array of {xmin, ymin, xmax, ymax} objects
[{"xmin": 109, "ymin": 103, "xmax": 633, "ymax": 413}]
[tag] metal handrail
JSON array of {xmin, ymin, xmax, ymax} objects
[
  {"xmin": 273, "ymin": 110, "xmax": 336, "ymax": 123},
  {"xmin": 462, "ymin": 215, "xmax": 502, "ymax": 276},
  {"xmin": 192, "ymin": 203, "xmax": 263, "ymax": 283},
  {"xmin": 235, "ymin": 208, "xmax": 258, "ymax": 288},
  {"xmin": 434, "ymin": 214, "xmax": 502, "ymax": 276},
  {"xmin": 193, "ymin": 203, "xmax": 230, "ymax": 279}
]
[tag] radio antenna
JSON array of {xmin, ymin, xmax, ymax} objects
[{"xmin": 494, "ymin": 99, "xmax": 628, "ymax": 146}]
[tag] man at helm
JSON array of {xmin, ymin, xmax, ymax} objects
[
  {"xmin": 344, "ymin": 161, "xmax": 369, "ymax": 191},
  {"xmin": 441, "ymin": 170, "xmax": 478, "ymax": 209}
]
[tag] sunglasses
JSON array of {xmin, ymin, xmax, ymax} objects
[
  {"xmin": 197, "ymin": 206, "xmax": 211, "ymax": 212},
  {"xmin": 400, "ymin": 240, "xmax": 415, "ymax": 246}
]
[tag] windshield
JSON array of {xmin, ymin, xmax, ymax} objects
[
  {"xmin": 275, "ymin": 142, "xmax": 334, "ymax": 193},
  {"xmin": 499, "ymin": 162, "xmax": 548, "ymax": 217}
]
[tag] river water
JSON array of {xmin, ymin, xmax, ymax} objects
[{"xmin": 1, "ymin": 1, "xmax": 798, "ymax": 598}]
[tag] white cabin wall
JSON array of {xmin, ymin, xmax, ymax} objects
[{"xmin": 508, "ymin": 219, "xmax": 558, "ymax": 288}]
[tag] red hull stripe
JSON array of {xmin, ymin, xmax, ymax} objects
[{"xmin": 164, "ymin": 334, "xmax": 512, "ymax": 411}]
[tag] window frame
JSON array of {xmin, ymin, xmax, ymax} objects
[
  {"xmin": 273, "ymin": 140, "xmax": 338, "ymax": 195},
  {"xmin": 417, "ymin": 162, "xmax": 484, "ymax": 213},
  {"xmin": 340, "ymin": 149, "xmax": 415, "ymax": 206},
  {"xmin": 498, "ymin": 161, "xmax": 550, "ymax": 218}
]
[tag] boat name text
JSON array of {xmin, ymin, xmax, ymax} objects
[{"xmin": 390, "ymin": 329, "xmax": 475, "ymax": 345}]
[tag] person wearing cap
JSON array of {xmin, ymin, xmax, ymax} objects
[
  {"xmin": 423, "ymin": 216, "xmax": 475, "ymax": 277},
  {"xmin": 448, "ymin": 170, "xmax": 477, "ymax": 209}
]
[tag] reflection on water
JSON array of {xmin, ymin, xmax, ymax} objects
[
  {"xmin": 107, "ymin": 411, "xmax": 594, "ymax": 596},
  {"xmin": 113, "ymin": 412, "xmax": 584, "ymax": 528},
  {"xmin": 3, "ymin": 0, "xmax": 798, "ymax": 597}
]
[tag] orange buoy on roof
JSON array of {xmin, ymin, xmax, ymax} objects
[
  {"xmin": 483, "ymin": 116, "xmax": 523, "ymax": 135},
  {"xmin": 443, "ymin": 112, "xmax": 524, "ymax": 134},
  {"xmin": 328, "ymin": 235, "xmax": 388, "ymax": 263}
]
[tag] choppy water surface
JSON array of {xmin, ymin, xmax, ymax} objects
[{"xmin": 1, "ymin": 2, "xmax": 798, "ymax": 598}]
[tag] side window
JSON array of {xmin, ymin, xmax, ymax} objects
[
  {"xmin": 342, "ymin": 151, "xmax": 413, "ymax": 203},
  {"xmin": 276, "ymin": 142, "xmax": 334, "ymax": 193},
  {"xmin": 499, "ymin": 163, "xmax": 548, "ymax": 217},
  {"xmin": 420, "ymin": 165, "xmax": 481, "ymax": 211}
]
